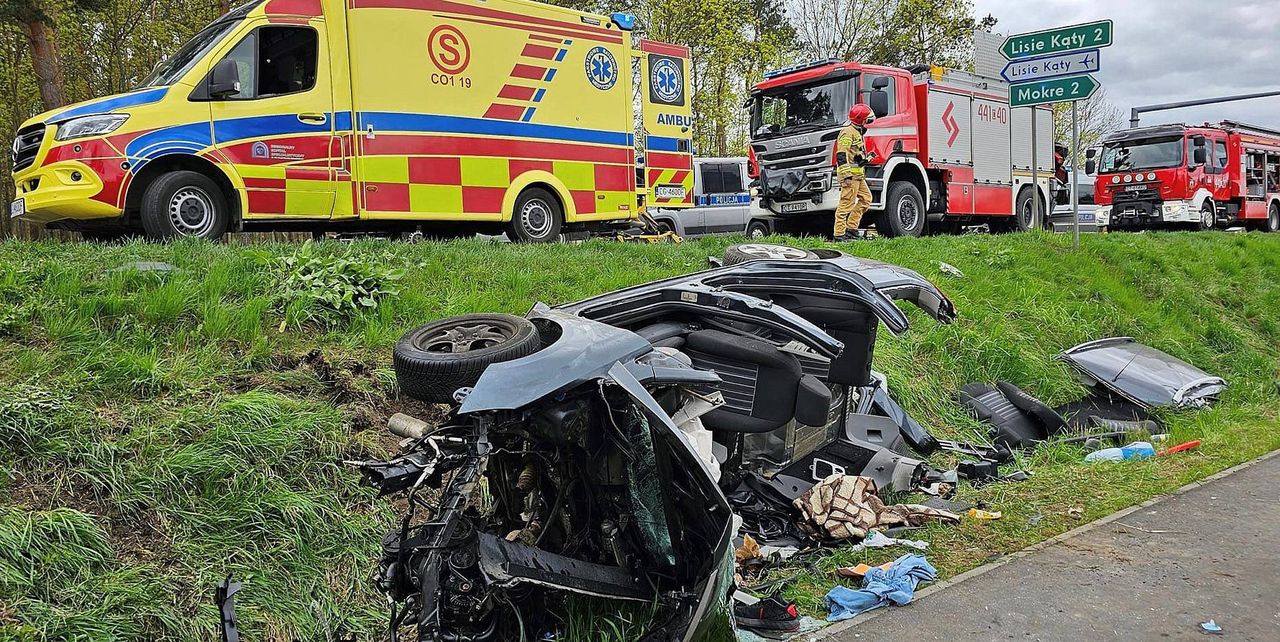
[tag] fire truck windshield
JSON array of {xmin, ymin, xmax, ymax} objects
[
  {"xmin": 751, "ymin": 77, "xmax": 854, "ymax": 140},
  {"xmin": 1098, "ymin": 136, "xmax": 1185, "ymax": 173}
]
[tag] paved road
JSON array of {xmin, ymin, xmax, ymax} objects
[{"xmin": 826, "ymin": 452, "xmax": 1280, "ymax": 641}]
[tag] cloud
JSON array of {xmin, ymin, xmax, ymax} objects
[{"xmin": 973, "ymin": 0, "xmax": 1280, "ymax": 129}]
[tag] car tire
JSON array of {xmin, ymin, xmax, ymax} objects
[
  {"xmin": 140, "ymin": 170, "xmax": 230, "ymax": 241},
  {"xmin": 1266, "ymin": 204, "xmax": 1279, "ymax": 233},
  {"xmin": 876, "ymin": 181, "xmax": 925, "ymax": 238},
  {"xmin": 745, "ymin": 220, "xmax": 770, "ymax": 239},
  {"xmin": 393, "ymin": 313, "xmax": 542, "ymax": 403},
  {"xmin": 654, "ymin": 220, "xmax": 676, "ymax": 235},
  {"xmin": 722, "ymin": 243, "xmax": 818, "ymax": 266},
  {"xmin": 1013, "ymin": 187, "xmax": 1041, "ymax": 232},
  {"xmin": 508, "ymin": 187, "xmax": 563, "ymax": 243},
  {"xmin": 1198, "ymin": 201, "xmax": 1216, "ymax": 231}
]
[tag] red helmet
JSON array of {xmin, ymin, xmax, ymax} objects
[{"xmin": 848, "ymin": 104, "xmax": 874, "ymax": 126}]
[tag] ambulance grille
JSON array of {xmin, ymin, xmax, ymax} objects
[{"xmin": 11, "ymin": 124, "xmax": 45, "ymax": 173}]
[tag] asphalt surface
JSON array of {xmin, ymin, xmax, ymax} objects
[{"xmin": 825, "ymin": 452, "xmax": 1280, "ymax": 641}]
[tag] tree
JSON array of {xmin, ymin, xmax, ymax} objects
[
  {"xmin": 1, "ymin": 0, "xmax": 108, "ymax": 111},
  {"xmin": 882, "ymin": 0, "xmax": 996, "ymax": 68},
  {"xmin": 788, "ymin": 0, "xmax": 889, "ymax": 62},
  {"xmin": 1052, "ymin": 87, "xmax": 1123, "ymax": 169}
]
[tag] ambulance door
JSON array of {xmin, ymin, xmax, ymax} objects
[
  {"xmin": 207, "ymin": 20, "xmax": 337, "ymax": 218},
  {"xmin": 638, "ymin": 40, "xmax": 693, "ymax": 208}
]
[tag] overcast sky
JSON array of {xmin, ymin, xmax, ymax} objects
[{"xmin": 972, "ymin": 0, "xmax": 1280, "ymax": 130}]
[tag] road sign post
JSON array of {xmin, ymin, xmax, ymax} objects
[{"xmin": 1002, "ymin": 20, "xmax": 1111, "ymax": 250}]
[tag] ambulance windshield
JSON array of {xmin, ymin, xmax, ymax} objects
[
  {"xmin": 139, "ymin": 5, "xmax": 256, "ymax": 88},
  {"xmin": 751, "ymin": 77, "xmax": 854, "ymax": 140},
  {"xmin": 1099, "ymin": 136, "xmax": 1184, "ymax": 173}
]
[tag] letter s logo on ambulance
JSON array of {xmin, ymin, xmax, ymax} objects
[
  {"xmin": 585, "ymin": 47, "xmax": 618, "ymax": 90},
  {"xmin": 428, "ymin": 25, "xmax": 471, "ymax": 75}
]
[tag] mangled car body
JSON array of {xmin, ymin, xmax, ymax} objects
[{"xmin": 353, "ymin": 248, "xmax": 955, "ymax": 640}]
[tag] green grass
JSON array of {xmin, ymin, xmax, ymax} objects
[{"xmin": 1, "ymin": 231, "xmax": 1278, "ymax": 639}]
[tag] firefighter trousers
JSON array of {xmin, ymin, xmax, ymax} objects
[{"xmin": 834, "ymin": 175, "xmax": 872, "ymax": 237}]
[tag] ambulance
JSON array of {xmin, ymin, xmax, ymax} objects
[{"xmin": 8, "ymin": 0, "xmax": 693, "ymax": 241}]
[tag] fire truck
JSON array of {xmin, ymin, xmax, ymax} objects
[
  {"xmin": 1086, "ymin": 121, "xmax": 1280, "ymax": 232},
  {"xmin": 9, "ymin": 0, "xmax": 692, "ymax": 241},
  {"xmin": 746, "ymin": 61, "xmax": 1055, "ymax": 237}
]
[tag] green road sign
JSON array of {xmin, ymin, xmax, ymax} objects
[
  {"xmin": 1009, "ymin": 74, "xmax": 1099, "ymax": 107},
  {"xmin": 1002, "ymin": 20, "xmax": 1113, "ymax": 59}
]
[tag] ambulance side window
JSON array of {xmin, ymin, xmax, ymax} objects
[{"xmin": 213, "ymin": 26, "xmax": 317, "ymax": 100}]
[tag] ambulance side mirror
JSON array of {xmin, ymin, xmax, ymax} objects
[{"xmin": 209, "ymin": 59, "xmax": 242, "ymax": 100}]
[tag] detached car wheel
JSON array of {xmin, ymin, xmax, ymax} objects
[
  {"xmin": 723, "ymin": 243, "xmax": 818, "ymax": 265},
  {"xmin": 140, "ymin": 170, "xmax": 230, "ymax": 241},
  {"xmin": 394, "ymin": 314, "xmax": 542, "ymax": 403}
]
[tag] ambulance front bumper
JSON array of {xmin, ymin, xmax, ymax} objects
[{"xmin": 11, "ymin": 160, "xmax": 122, "ymax": 224}]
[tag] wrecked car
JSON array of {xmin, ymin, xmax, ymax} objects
[{"xmin": 352, "ymin": 246, "xmax": 954, "ymax": 640}]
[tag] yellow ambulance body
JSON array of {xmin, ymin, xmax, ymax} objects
[{"xmin": 8, "ymin": 0, "xmax": 693, "ymax": 241}]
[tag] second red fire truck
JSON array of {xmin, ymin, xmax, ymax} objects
[
  {"xmin": 746, "ymin": 60, "xmax": 1055, "ymax": 237},
  {"xmin": 1087, "ymin": 121, "xmax": 1280, "ymax": 232}
]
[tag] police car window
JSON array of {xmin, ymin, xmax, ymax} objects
[
  {"xmin": 701, "ymin": 164, "xmax": 725, "ymax": 194},
  {"xmin": 859, "ymin": 74, "xmax": 896, "ymax": 116},
  {"xmin": 719, "ymin": 163, "xmax": 744, "ymax": 193}
]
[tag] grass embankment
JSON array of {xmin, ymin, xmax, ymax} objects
[{"xmin": 1, "ymin": 231, "xmax": 1278, "ymax": 640}]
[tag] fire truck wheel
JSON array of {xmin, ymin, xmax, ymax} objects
[
  {"xmin": 877, "ymin": 181, "xmax": 925, "ymax": 238},
  {"xmin": 1268, "ymin": 204, "xmax": 1280, "ymax": 233},
  {"xmin": 393, "ymin": 313, "xmax": 542, "ymax": 403},
  {"xmin": 1014, "ymin": 187, "xmax": 1041, "ymax": 232},
  {"xmin": 509, "ymin": 187, "xmax": 563, "ymax": 243},
  {"xmin": 140, "ymin": 171, "xmax": 230, "ymax": 241},
  {"xmin": 1198, "ymin": 201, "xmax": 1216, "ymax": 231}
]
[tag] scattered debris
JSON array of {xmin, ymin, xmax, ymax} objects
[
  {"xmin": 965, "ymin": 508, "xmax": 1002, "ymax": 521},
  {"xmin": 215, "ymin": 575, "xmax": 242, "ymax": 642},
  {"xmin": 1161, "ymin": 439, "xmax": 1202, "ymax": 455},
  {"xmin": 1068, "ymin": 507, "xmax": 1085, "ymax": 519},
  {"xmin": 825, "ymin": 554, "xmax": 937, "ymax": 621},
  {"xmin": 1084, "ymin": 441, "xmax": 1155, "ymax": 462},
  {"xmin": 108, "ymin": 260, "xmax": 182, "ymax": 274},
  {"xmin": 794, "ymin": 475, "xmax": 961, "ymax": 541},
  {"xmin": 1058, "ymin": 337, "xmax": 1226, "ymax": 409},
  {"xmin": 1200, "ymin": 619, "xmax": 1223, "ymax": 634},
  {"xmin": 1115, "ymin": 522, "xmax": 1179, "ymax": 535},
  {"xmin": 734, "ymin": 593, "xmax": 801, "ymax": 634},
  {"xmin": 844, "ymin": 530, "xmax": 929, "ymax": 552},
  {"xmin": 938, "ymin": 262, "xmax": 965, "ymax": 278}
]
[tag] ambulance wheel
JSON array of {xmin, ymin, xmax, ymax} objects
[
  {"xmin": 1198, "ymin": 201, "xmax": 1216, "ymax": 231},
  {"xmin": 746, "ymin": 220, "xmax": 770, "ymax": 239},
  {"xmin": 1014, "ymin": 187, "xmax": 1041, "ymax": 232},
  {"xmin": 1267, "ymin": 204, "xmax": 1280, "ymax": 233},
  {"xmin": 876, "ymin": 181, "xmax": 925, "ymax": 237},
  {"xmin": 509, "ymin": 187, "xmax": 563, "ymax": 243},
  {"xmin": 140, "ymin": 171, "xmax": 230, "ymax": 241}
]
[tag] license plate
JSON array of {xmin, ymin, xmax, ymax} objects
[
  {"xmin": 780, "ymin": 202, "xmax": 807, "ymax": 213},
  {"xmin": 1125, "ymin": 185, "xmax": 1144, "ymax": 192},
  {"xmin": 9, "ymin": 199, "xmax": 23, "ymax": 219},
  {"xmin": 1123, "ymin": 209, "xmax": 1137, "ymax": 217},
  {"xmin": 654, "ymin": 185, "xmax": 686, "ymax": 200},
  {"xmin": 1079, "ymin": 212, "xmax": 1095, "ymax": 222}
]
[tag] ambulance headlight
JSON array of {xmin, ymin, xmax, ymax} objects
[{"xmin": 55, "ymin": 114, "xmax": 129, "ymax": 141}]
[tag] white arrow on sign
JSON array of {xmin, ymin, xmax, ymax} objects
[{"xmin": 1001, "ymin": 48, "xmax": 1100, "ymax": 84}]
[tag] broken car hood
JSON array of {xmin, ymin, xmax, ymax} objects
[{"xmin": 1058, "ymin": 337, "xmax": 1226, "ymax": 409}]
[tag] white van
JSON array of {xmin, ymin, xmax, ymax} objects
[{"xmin": 650, "ymin": 157, "xmax": 767, "ymax": 237}]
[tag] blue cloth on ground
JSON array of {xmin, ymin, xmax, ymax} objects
[{"xmin": 824, "ymin": 553, "xmax": 937, "ymax": 621}]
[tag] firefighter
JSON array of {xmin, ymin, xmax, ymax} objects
[{"xmin": 833, "ymin": 104, "xmax": 877, "ymax": 240}]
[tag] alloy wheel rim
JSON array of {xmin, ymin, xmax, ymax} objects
[
  {"xmin": 169, "ymin": 187, "xmax": 215, "ymax": 236},
  {"xmin": 739, "ymin": 244, "xmax": 808, "ymax": 260},
  {"xmin": 420, "ymin": 323, "xmax": 510, "ymax": 353}
]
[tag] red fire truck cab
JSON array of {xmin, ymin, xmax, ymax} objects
[
  {"xmin": 746, "ymin": 60, "xmax": 1055, "ymax": 237},
  {"xmin": 1088, "ymin": 121, "xmax": 1280, "ymax": 232}
]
